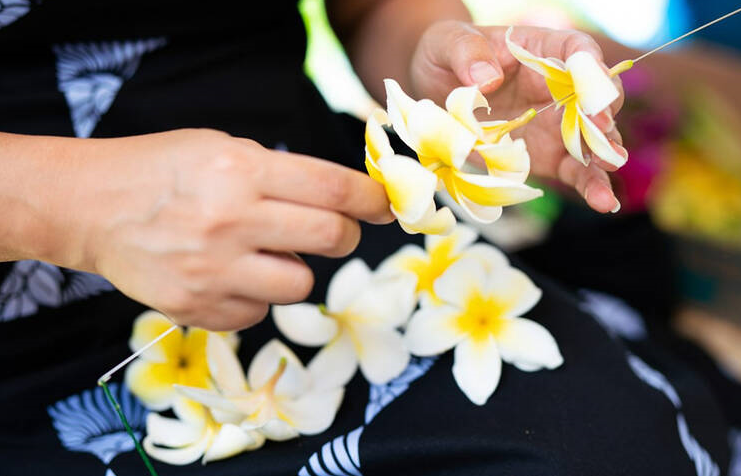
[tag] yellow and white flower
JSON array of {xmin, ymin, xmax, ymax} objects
[
  {"xmin": 177, "ymin": 336, "xmax": 345, "ymax": 441},
  {"xmin": 505, "ymin": 27, "xmax": 632, "ymax": 168},
  {"xmin": 124, "ymin": 310, "xmax": 238, "ymax": 411},
  {"xmin": 273, "ymin": 258, "xmax": 416, "ymax": 388},
  {"xmin": 143, "ymin": 397, "xmax": 264, "ymax": 465},
  {"xmin": 365, "ymin": 109, "xmax": 457, "ymax": 235},
  {"xmin": 365, "ymin": 80, "xmax": 543, "ymax": 233},
  {"xmin": 378, "ymin": 224, "xmax": 506, "ymax": 306},
  {"xmin": 403, "ymin": 254, "xmax": 563, "ymax": 405}
]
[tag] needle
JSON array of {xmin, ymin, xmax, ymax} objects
[
  {"xmin": 532, "ymin": 6, "xmax": 741, "ymax": 116},
  {"xmin": 98, "ymin": 324, "xmax": 179, "ymax": 384}
]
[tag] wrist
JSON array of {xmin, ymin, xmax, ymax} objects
[{"xmin": 0, "ymin": 133, "xmax": 95, "ymax": 270}]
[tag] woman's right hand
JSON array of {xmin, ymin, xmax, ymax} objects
[{"xmin": 48, "ymin": 129, "xmax": 393, "ymax": 330}]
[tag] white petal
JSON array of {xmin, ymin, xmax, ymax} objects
[
  {"xmin": 505, "ymin": 27, "xmax": 571, "ymax": 84},
  {"xmin": 452, "ymin": 170, "xmax": 544, "ymax": 208},
  {"xmin": 399, "ymin": 202, "xmax": 457, "ymax": 236},
  {"xmin": 128, "ymin": 310, "xmax": 181, "ymax": 362},
  {"xmin": 248, "ymin": 339, "xmax": 311, "ymax": 398},
  {"xmin": 475, "ymin": 138, "xmax": 530, "ymax": 183},
  {"xmin": 272, "ymin": 303, "xmax": 339, "ymax": 347},
  {"xmin": 379, "ymin": 154, "xmax": 438, "ymax": 224},
  {"xmin": 566, "ymin": 51, "xmax": 618, "ymax": 116},
  {"xmin": 279, "ymin": 387, "xmax": 345, "ymax": 436},
  {"xmin": 258, "ymin": 419, "xmax": 300, "ymax": 441},
  {"xmin": 345, "ymin": 273, "xmax": 417, "ymax": 328},
  {"xmin": 351, "ymin": 323, "xmax": 410, "ymax": 384},
  {"xmin": 326, "ymin": 258, "xmax": 372, "ymax": 314},
  {"xmin": 433, "ymin": 257, "xmax": 487, "ymax": 307},
  {"xmin": 496, "ymin": 317, "xmax": 563, "ymax": 371},
  {"xmin": 365, "ymin": 108, "xmax": 394, "ymax": 161},
  {"xmin": 561, "ymin": 103, "xmax": 585, "ymax": 165},
  {"xmin": 202, "ymin": 424, "xmax": 265, "ymax": 463},
  {"xmin": 145, "ymin": 412, "xmax": 204, "ymax": 448},
  {"xmin": 406, "ymin": 99, "xmax": 478, "ymax": 169},
  {"xmin": 376, "ymin": 243, "xmax": 427, "ymax": 280},
  {"xmin": 207, "ymin": 333, "xmax": 247, "ymax": 394},
  {"xmin": 487, "ymin": 268, "xmax": 542, "ymax": 317},
  {"xmin": 577, "ymin": 105, "xmax": 627, "ymax": 167},
  {"xmin": 456, "ymin": 194, "xmax": 503, "ymax": 224},
  {"xmin": 174, "ymin": 386, "xmax": 242, "ymax": 415},
  {"xmin": 307, "ymin": 330, "xmax": 359, "ymax": 391},
  {"xmin": 404, "ymin": 305, "xmax": 466, "ymax": 356},
  {"xmin": 425, "ymin": 223, "xmax": 478, "ymax": 256},
  {"xmin": 453, "ymin": 337, "xmax": 502, "ymax": 405},
  {"xmin": 460, "ymin": 243, "xmax": 509, "ymax": 274},
  {"xmin": 384, "ymin": 78, "xmax": 416, "ymax": 148},
  {"xmin": 445, "ymin": 85, "xmax": 490, "ymax": 138},
  {"xmin": 143, "ymin": 427, "xmax": 213, "ymax": 466}
]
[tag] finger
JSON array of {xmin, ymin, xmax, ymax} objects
[
  {"xmin": 251, "ymin": 199, "xmax": 361, "ymax": 258},
  {"xmin": 557, "ymin": 156, "xmax": 620, "ymax": 213},
  {"xmin": 195, "ymin": 297, "xmax": 270, "ymax": 332},
  {"xmin": 260, "ymin": 149, "xmax": 394, "ymax": 225},
  {"xmin": 221, "ymin": 251, "xmax": 315, "ymax": 304},
  {"xmin": 428, "ymin": 21, "xmax": 504, "ymax": 93}
]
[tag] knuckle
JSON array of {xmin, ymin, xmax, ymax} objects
[
  {"xmin": 244, "ymin": 302, "xmax": 270, "ymax": 327},
  {"xmin": 323, "ymin": 172, "xmax": 351, "ymax": 208},
  {"xmin": 161, "ymin": 286, "xmax": 198, "ymax": 317},
  {"xmin": 321, "ymin": 215, "xmax": 349, "ymax": 251},
  {"xmin": 287, "ymin": 265, "xmax": 314, "ymax": 302}
]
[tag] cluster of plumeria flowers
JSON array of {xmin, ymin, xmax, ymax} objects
[
  {"xmin": 121, "ymin": 28, "xmax": 634, "ymax": 466},
  {"xmin": 367, "ymin": 28, "xmax": 631, "ymax": 236},
  {"xmin": 125, "ymin": 225, "xmax": 563, "ymax": 465}
]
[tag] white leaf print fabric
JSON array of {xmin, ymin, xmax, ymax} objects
[
  {"xmin": 0, "ymin": 260, "xmax": 113, "ymax": 322},
  {"xmin": 579, "ymin": 289, "xmax": 647, "ymax": 341},
  {"xmin": 47, "ymin": 383, "xmax": 149, "ymax": 465},
  {"xmin": 53, "ymin": 38, "xmax": 166, "ymax": 138},
  {"xmin": 0, "ymin": 0, "xmax": 33, "ymax": 29},
  {"xmin": 297, "ymin": 357, "xmax": 437, "ymax": 476},
  {"xmin": 628, "ymin": 353, "xmax": 720, "ymax": 476}
]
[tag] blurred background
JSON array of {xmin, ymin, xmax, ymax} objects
[{"xmin": 300, "ymin": 0, "xmax": 741, "ymax": 379}]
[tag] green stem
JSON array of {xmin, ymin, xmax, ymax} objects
[{"xmin": 98, "ymin": 379, "xmax": 160, "ymax": 476}]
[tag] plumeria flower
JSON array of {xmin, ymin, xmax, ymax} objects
[
  {"xmin": 505, "ymin": 27, "xmax": 632, "ymax": 168},
  {"xmin": 365, "ymin": 108, "xmax": 456, "ymax": 235},
  {"xmin": 273, "ymin": 258, "xmax": 416, "ymax": 388},
  {"xmin": 404, "ymin": 252, "xmax": 563, "ymax": 405},
  {"xmin": 378, "ymin": 224, "xmax": 504, "ymax": 307},
  {"xmin": 125, "ymin": 310, "xmax": 238, "ymax": 410},
  {"xmin": 377, "ymin": 79, "xmax": 543, "ymax": 225},
  {"xmin": 177, "ymin": 336, "xmax": 345, "ymax": 441},
  {"xmin": 143, "ymin": 397, "xmax": 264, "ymax": 465}
]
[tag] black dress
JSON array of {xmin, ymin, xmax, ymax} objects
[{"xmin": 0, "ymin": 1, "xmax": 737, "ymax": 475}]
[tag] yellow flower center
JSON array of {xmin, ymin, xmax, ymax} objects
[
  {"xmin": 402, "ymin": 238, "xmax": 460, "ymax": 304},
  {"xmin": 456, "ymin": 291, "xmax": 510, "ymax": 342}
]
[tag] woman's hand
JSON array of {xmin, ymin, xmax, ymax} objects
[
  {"xmin": 42, "ymin": 129, "xmax": 392, "ymax": 330},
  {"xmin": 410, "ymin": 21, "xmax": 626, "ymax": 213}
]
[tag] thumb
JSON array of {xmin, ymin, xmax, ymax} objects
[{"xmin": 431, "ymin": 21, "xmax": 504, "ymax": 93}]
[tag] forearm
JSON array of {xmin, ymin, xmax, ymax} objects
[
  {"xmin": 328, "ymin": 0, "xmax": 471, "ymax": 101},
  {"xmin": 0, "ymin": 133, "xmax": 88, "ymax": 267}
]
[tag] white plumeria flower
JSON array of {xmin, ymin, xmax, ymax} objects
[
  {"xmin": 365, "ymin": 108, "xmax": 456, "ymax": 235},
  {"xmin": 375, "ymin": 79, "xmax": 543, "ymax": 225},
  {"xmin": 273, "ymin": 258, "xmax": 416, "ymax": 388},
  {"xmin": 143, "ymin": 397, "xmax": 265, "ymax": 465},
  {"xmin": 378, "ymin": 224, "xmax": 504, "ymax": 307},
  {"xmin": 176, "ymin": 336, "xmax": 344, "ymax": 442},
  {"xmin": 404, "ymin": 253, "xmax": 563, "ymax": 405},
  {"xmin": 505, "ymin": 27, "xmax": 632, "ymax": 167}
]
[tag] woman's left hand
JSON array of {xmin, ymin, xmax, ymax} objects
[{"xmin": 409, "ymin": 21, "xmax": 626, "ymax": 213}]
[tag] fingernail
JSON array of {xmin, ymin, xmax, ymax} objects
[
  {"xmin": 611, "ymin": 199, "xmax": 621, "ymax": 214},
  {"xmin": 609, "ymin": 139, "xmax": 628, "ymax": 160},
  {"xmin": 469, "ymin": 62, "xmax": 501, "ymax": 87},
  {"xmin": 603, "ymin": 113, "xmax": 616, "ymax": 133}
]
